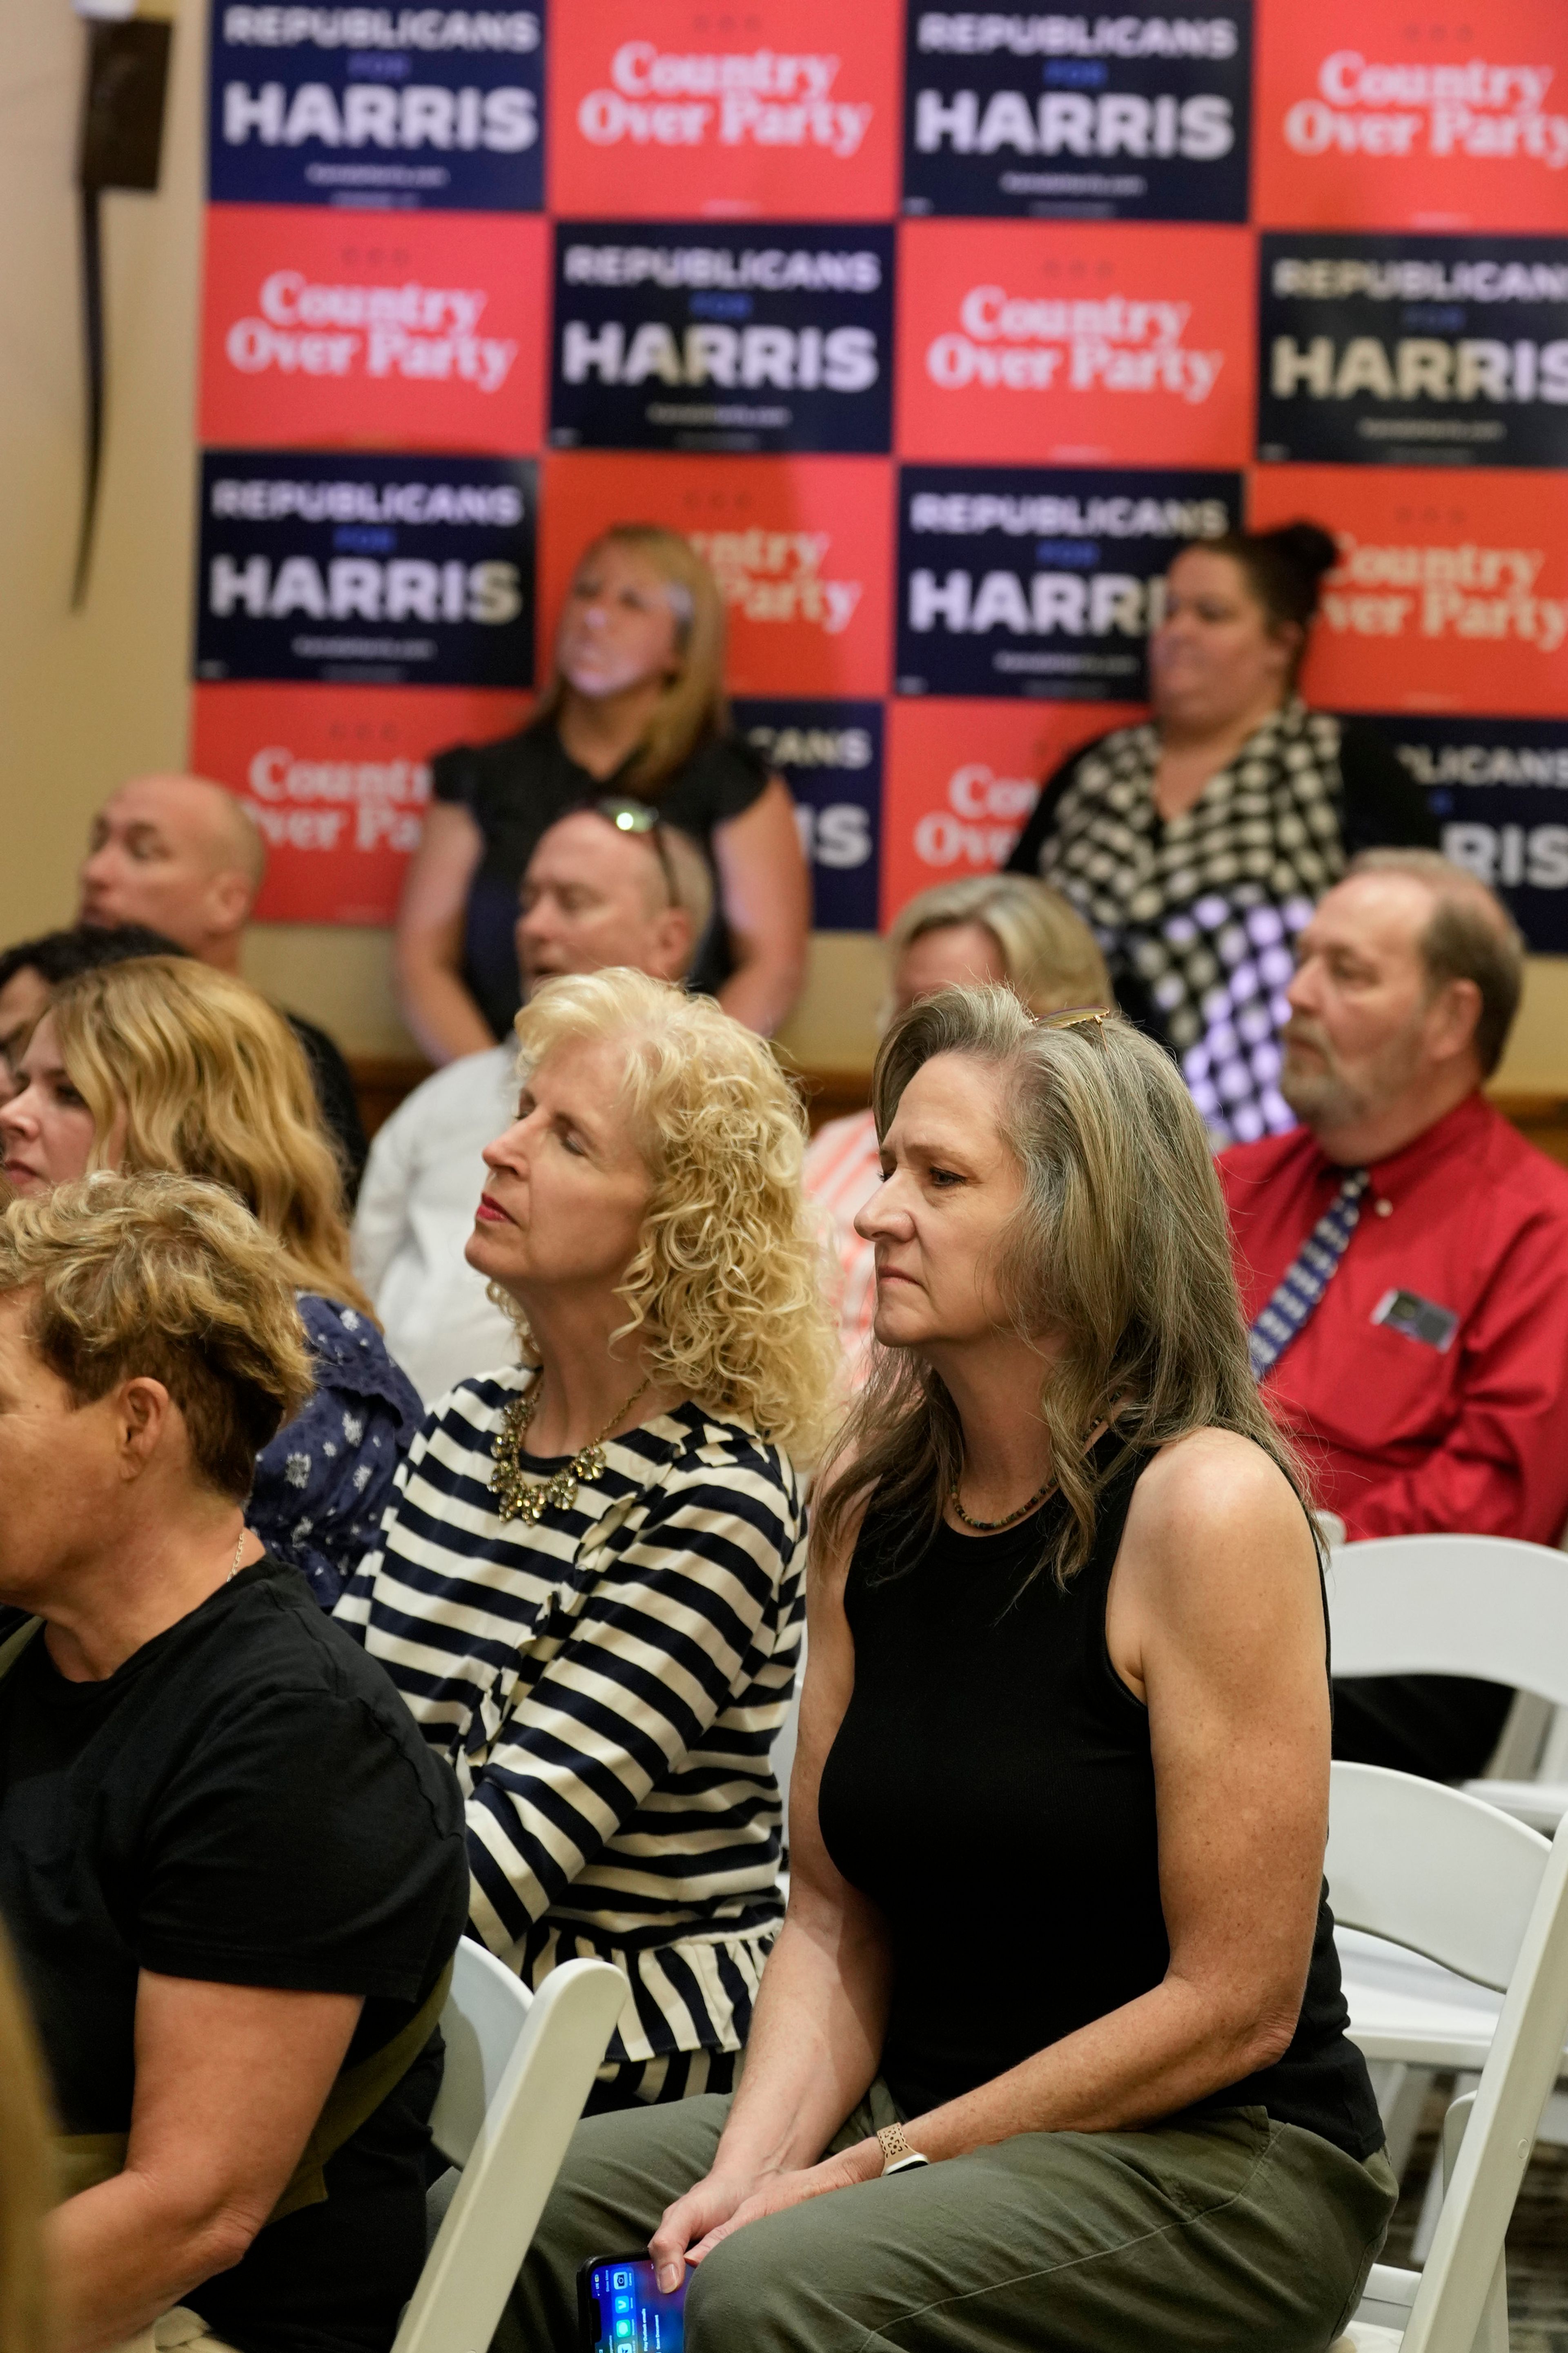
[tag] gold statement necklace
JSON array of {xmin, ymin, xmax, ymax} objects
[{"xmin": 491, "ymin": 1371, "xmax": 652, "ymax": 1525}]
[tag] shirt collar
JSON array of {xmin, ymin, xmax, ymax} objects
[{"xmin": 1316, "ymin": 1089, "xmax": 1491, "ymax": 1195}]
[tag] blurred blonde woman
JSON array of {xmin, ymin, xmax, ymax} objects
[
  {"xmin": 397, "ymin": 522, "xmax": 810, "ymax": 1059},
  {"xmin": 0, "ymin": 1923, "xmax": 52, "ymax": 2353},
  {"xmin": 806, "ymin": 874, "xmax": 1112, "ymax": 1376},
  {"xmin": 337, "ymin": 968, "xmax": 839, "ymax": 2109},
  {"xmin": 0, "ymin": 958, "xmax": 421, "ymax": 1604}
]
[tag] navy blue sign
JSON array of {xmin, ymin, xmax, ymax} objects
[
  {"xmin": 1258, "ymin": 235, "xmax": 1568, "ymax": 470},
  {"xmin": 1372, "ymin": 713, "xmax": 1568, "ymax": 954},
  {"xmin": 895, "ymin": 466, "xmax": 1241, "ymax": 700},
  {"xmin": 733, "ymin": 700, "xmax": 882, "ymax": 930},
  {"xmin": 902, "ymin": 5, "xmax": 1250, "ymax": 222},
  {"xmin": 208, "ymin": 3, "xmax": 544, "ymax": 210},
  {"xmin": 195, "ymin": 451, "xmax": 535, "ymax": 686},
  {"xmin": 548, "ymin": 225, "xmax": 895, "ymax": 455}
]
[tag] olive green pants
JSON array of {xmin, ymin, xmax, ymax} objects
[{"xmin": 501, "ymin": 2083, "xmax": 1396, "ymax": 2353}]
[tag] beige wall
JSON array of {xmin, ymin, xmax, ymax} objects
[{"xmin": 2, "ymin": 0, "xmax": 1566, "ymax": 1085}]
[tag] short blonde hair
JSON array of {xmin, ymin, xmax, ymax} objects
[
  {"xmin": 509, "ymin": 969, "xmax": 839, "ymax": 1459},
  {"xmin": 536, "ymin": 526, "xmax": 729, "ymax": 795},
  {"xmin": 49, "ymin": 958, "xmax": 371, "ymax": 1317},
  {"xmin": 887, "ymin": 875, "xmax": 1110, "ymax": 1019},
  {"xmin": 0, "ymin": 1172, "xmax": 314, "ymax": 1501}
]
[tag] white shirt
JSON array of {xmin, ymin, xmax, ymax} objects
[{"xmin": 352, "ymin": 1046, "xmax": 519, "ymax": 1404}]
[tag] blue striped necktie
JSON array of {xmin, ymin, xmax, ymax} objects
[{"xmin": 1248, "ymin": 1168, "xmax": 1370, "ymax": 1380}]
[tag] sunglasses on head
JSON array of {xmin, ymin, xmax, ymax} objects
[
  {"xmin": 588, "ymin": 796, "xmax": 678, "ymax": 909},
  {"xmin": 1036, "ymin": 1005, "xmax": 1112, "ymax": 1031}
]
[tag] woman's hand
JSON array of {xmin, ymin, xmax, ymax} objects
[{"xmin": 650, "ymin": 2141, "xmax": 882, "ymax": 2290}]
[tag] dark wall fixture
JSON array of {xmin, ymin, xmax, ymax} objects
[{"xmin": 74, "ymin": 17, "xmax": 172, "ymax": 607}]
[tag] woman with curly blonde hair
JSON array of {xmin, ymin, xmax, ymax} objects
[
  {"xmin": 336, "ymin": 967, "xmax": 838, "ymax": 2108},
  {"xmin": 0, "ymin": 957, "xmax": 422, "ymax": 1605}
]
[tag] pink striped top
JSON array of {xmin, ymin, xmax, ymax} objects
[{"xmin": 804, "ymin": 1108, "xmax": 882, "ymax": 1382}]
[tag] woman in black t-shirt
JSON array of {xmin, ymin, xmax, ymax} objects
[
  {"xmin": 0, "ymin": 1171, "xmax": 467, "ymax": 2353},
  {"xmin": 396, "ymin": 524, "xmax": 811, "ymax": 1060}
]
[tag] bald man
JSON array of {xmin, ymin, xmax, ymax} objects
[
  {"xmin": 1221, "ymin": 849, "xmax": 1568, "ymax": 1780},
  {"xmin": 76, "ymin": 775, "xmax": 367, "ymax": 1192}
]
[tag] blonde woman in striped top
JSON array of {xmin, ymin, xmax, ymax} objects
[
  {"xmin": 805, "ymin": 876, "xmax": 1111, "ymax": 1381},
  {"xmin": 336, "ymin": 968, "xmax": 839, "ymax": 2109}
]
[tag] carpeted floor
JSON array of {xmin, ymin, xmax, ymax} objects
[{"xmin": 1381, "ymin": 2083, "xmax": 1568, "ymax": 2351}]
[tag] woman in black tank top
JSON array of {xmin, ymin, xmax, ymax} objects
[{"xmin": 508, "ymin": 989, "xmax": 1397, "ymax": 2353}]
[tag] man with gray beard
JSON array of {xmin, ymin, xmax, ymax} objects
[{"xmin": 1220, "ymin": 849, "xmax": 1568, "ymax": 1781}]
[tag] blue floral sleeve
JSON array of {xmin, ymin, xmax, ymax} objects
[{"xmin": 248, "ymin": 1294, "xmax": 425, "ymax": 1609}]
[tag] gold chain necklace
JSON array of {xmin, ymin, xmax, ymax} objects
[
  {"xmin": 949, "ymin": 1471, "xmax": 1057, "ymax": 1533},
  {"xmin": 491, "ymin": 1372, "xmax": 652, "ymax": 1525}
]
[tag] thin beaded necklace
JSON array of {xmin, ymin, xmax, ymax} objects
[{"xmin": 949, "ymin": 1470, "xmax": 1057, "ymax": 1533}]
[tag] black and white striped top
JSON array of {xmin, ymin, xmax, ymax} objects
[{"xmin": 334, "ymin": 1369, "xmax": 805, "ymax": 2068}]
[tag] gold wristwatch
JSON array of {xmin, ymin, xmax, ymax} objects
[{"xmin": 876, "ymin": 2122, "xmax": 930, "ymax": 2175}]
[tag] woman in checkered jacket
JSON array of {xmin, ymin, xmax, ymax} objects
[{"xmin": 1007, "ymin": 521, "xmax": 1437, "ymax": 1148}]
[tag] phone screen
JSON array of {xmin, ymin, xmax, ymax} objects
[{"xmin": 582, "ymin": 2256, "xmax": 687, "ymax": 2353}]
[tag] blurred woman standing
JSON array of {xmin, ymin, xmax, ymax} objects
[
  {"xmin": 1007, "ymin": 522, "xmax": 1437, "ymax": 1145},
  {"xmin": 396, "ymin": 524, "xmax": 811, "ymax": 1057}
]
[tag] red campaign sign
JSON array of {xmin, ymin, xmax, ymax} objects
[
  {"xmin": 546, "ymin": 0, "xmax": 900, "ymax": 219},
  {"xmin": 1247, "ymin": 465, "xmax": 1568, "ymax": 717},
  {"xmin": 200, "ymin": 206, "xmax": 548, "ymax": 452},
  {"xmin": 895, "ymin": 220, "xmax": 1254, "ymax": 468},
  {"xmin": 537, "ymin": 452, "xmax": 893, "ymax": 696},
  {"xmin": 191, "ymin": 682, "xmax": 532, "ymax": 925},
  {"xmin": 1255, "ymin": 0, "xmax": 1568, "ymax": 230},
  {"xmin": 882, "ymin": 698, "xmax": 1142, "ymax": 925}
]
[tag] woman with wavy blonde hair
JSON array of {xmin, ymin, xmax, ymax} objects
[
  {"xmin": 0, "ymin": 957, "xmax": 422, "ymax": 1605},
  {"xmin": 336, "ymin": 967, "xmax": 838, "ymax": 2108}
]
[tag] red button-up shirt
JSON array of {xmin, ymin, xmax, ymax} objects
[{"xmin": 1219, "ymin": 1093, "xmax": 1568, "ymax": 1544}]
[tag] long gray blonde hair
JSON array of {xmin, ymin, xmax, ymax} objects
[{"xmin": 815, "ymin": 986, "xmax": 1306, "ymax": 1585}]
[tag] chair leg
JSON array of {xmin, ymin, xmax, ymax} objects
[
  {"xmin": 1472, "ymin": 2253, "xmax": 1510, "ymax": 2353},
  {"xmin": 1411, "ymin": 2075, "xmax": 1481, "ymax": 2266},
  {"xmin": 1366, "ymin": 2061, "xmax": 1432, "ymax": 2183}
]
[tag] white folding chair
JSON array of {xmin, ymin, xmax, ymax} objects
[
  {"xmin": 1330, "ymin": 1534, "xmax": 1568, "ymax": 1829},
  {"xmin": 1325, "ymin": 1763, "xmax": 1568, "ymax": 2353},
  {"xmin": 392, "ymin": 1938, "xmax": 627, "ymax": 2353},
  {"xmin": 1330, "ymin": 1536, "xmax": 1568, "ymax": 2228}
]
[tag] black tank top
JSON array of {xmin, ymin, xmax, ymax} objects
[{"xmin": 817, "ymin": 1445, "xmax": 1385, "ymax": 2160}]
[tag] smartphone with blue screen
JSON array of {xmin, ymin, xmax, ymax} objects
[{"xmin": 578, "ymin": 2254, "xmax": 687, "ymax": 2352}]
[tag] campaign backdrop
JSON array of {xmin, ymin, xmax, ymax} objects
[
  {"xmin": 191, "ymin": 0, "xmax": 1568, "ymax": 953},
  {"xmin": 194, "ymin": 450, "xmax": 536, "ymax": 686}
]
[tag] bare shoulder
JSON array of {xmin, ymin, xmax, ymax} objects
[
  {"xmin": 1130, "ymin": 1425, "xmax": 1305, "ymax": 1517},
  {"xmin": 1120, "ymin": 1428, "xmax": 1318, "ymax": 1596}
]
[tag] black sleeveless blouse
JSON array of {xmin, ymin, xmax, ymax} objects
[{"xmin": 817, "ymin": 1446, "xmax": 1385, "ymax": 2160}]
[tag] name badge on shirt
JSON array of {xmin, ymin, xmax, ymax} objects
[{"xmin": 1372, "ymin": 1288, "xmax": 1460, "ymax": 1354}]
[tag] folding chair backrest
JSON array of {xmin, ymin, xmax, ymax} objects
[
  {"xmin": 394, "ymin": 1949, "xmax": 628, "ymax": 2353},
  {"xmin": 1329, "ymin": 1535, "xmax": 1568, "ymax": 1707},
  {"xmin": 1326, "ymin": 1761, "xmax": 1552, "ymax": 1990},
  {"xmin": 430, "ymin": 1936, "xmax": 532, "ymax": 2166},
  {"xmin": 1327, "ymin": 1765, "xmax": 1568, "ymax": 2353}
]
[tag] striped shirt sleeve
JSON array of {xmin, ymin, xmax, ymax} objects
[{"xmin": 461, "ymin": 1462, "xmax": 800, "ymax": 1954}]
